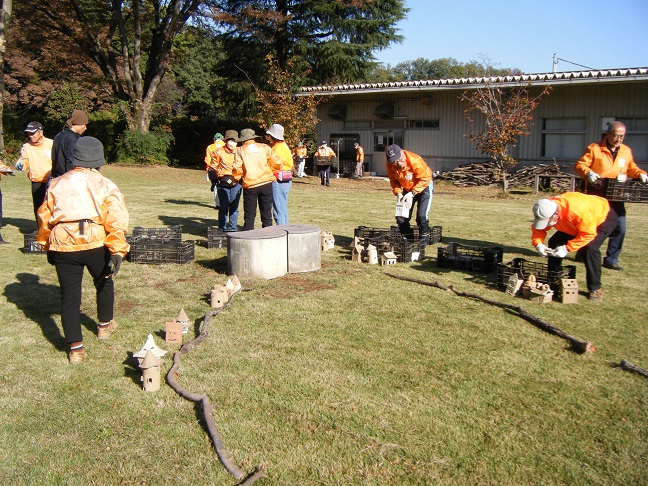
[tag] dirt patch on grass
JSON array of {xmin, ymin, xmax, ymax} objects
[{"xmin": 261, "ymin": 273, "xmax": 336, "ymax": 298}]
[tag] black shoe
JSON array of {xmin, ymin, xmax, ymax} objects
[{"xmin": 603, "ymin": 262, "xmax": 623, "ymax": 271}]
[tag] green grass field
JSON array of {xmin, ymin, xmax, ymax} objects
[{"xmin": 1, "ymin": 166, "xmax": 647, "ymax": 485}]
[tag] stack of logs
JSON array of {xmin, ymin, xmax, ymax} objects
[{"xmin": 436, "ymin": 162, "xmax": 575, "ymax": 192}]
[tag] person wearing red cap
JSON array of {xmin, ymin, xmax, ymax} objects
[
  {"xmin": 51, "ymin": 109, "xmax": 89, "ymax": 178},
  {"xmin": 15, "ymin": 121, "xmax": 53, "ymax": 222}
]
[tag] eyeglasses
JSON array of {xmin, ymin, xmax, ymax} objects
[{"xmin": 610, "ymin": 133, "xmax": 625, "ymax": 140}]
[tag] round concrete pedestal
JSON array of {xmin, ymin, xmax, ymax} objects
[
  {"xmin": 227, "ymin": 228, "xmax": 287, "ymax": 279},
  {"xmin": 275, "ymin": 224, "xmax": 322, "ymax": 273}
]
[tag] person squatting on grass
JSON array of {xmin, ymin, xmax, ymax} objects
[
  {"xmin": 15, "ymin": 121, "xmax": 54, "ymax": 223},
  {"xmin": 385, "ymin": 144, "xmax": 434, "ymax": 245},
  {"xmin": 573, "ymin": 120, "xmax": 648, "ymax": 272},
  {"xmin": 235, "ymin": 128, "xmax": 282, "ymax": 231},
  {"xmin": 37, "ymin": 137, "xmax": 130, "ymax": 363},
  {"xmin": 213, "ymin": 130, "xmax": 243, "ymax": 232},
  {"xmin": 531, "ymin": 192, "xmax": 618, "ymax": 302},
  {"xmin": 266, "ymin": 123, "xmax": 293, "ymax": 225}
]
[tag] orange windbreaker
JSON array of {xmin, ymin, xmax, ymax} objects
[
  {"xmin": 236, "ymin": 141, "xmax": 281, "ymax": 189},
  {"xmin": 293, "ymin": 146, "xmax": 307, "ymax": 159},
  {"xmin": 37, "ymin": 168, "xmax": 130, "ymax": 256},
  {"xmin": 315, "ymin": 145, "xmax": 335, "ymax": 158},
  {"xmin": 205, "ymin": 140, "xmax": 225, "ymax": 171},
  {"xmin": 574, "ymin": 140, "xmax": 646, "ymax": 180},
  {"xmin": 271, "ymin": 141, "xmax": 293, "ymax": 177},
  {"xmin": 356, "ymin": 146, "xmax": 364, "ymax": 163},
  {"xmin": 18, "ymin": 137, "xmax": 54, "ymax": 182},
  {"xmin": 214, "ymin": 146, "xmax": 243, "ymax": 181},
  {"xmin": 385, "ymin": 150, "xmax": 432, "ymax": 195},
  {"xmin": 531, "ymin": 192, "xmax": 610, "ymax": 252}
]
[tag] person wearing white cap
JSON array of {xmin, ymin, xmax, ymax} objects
[
  {"xmin": 315, "ymin": 140, "xmax": 335, "ymax": 186},
  {"xmin": 15, "ymin": 121, "xmax": 54, "ymax": 222},
  {"xmin": 266, "ymin": 123, "xmax": 293, "ymax": 225},
  {"xmin": 531, "ymin": 192, "xmax": 618, "ymax": 302}
]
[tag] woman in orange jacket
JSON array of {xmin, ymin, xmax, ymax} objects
[{"xmin": 37, "ymin": 137, "xmax": 130, "ymax": 363}]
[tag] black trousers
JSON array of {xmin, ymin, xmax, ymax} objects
[
  {"xmin": 242, "ymin": 182, "xmax": 273, "ymax": 231},
  {"xmin": 48, "ymin": 247, "xmax": 114, "ymax": 345},
  {"xmin": 32, "ymin": 181, "xmax": 49, "ymax": 222},
  {"xmin": 547, "ymin": 208, "xmax": 619, "ymax": 292},
  {"xmin": 318, "ymin": 165, "xmax": 330, "ymax": 185},
  {"xmin": 396, "ymin": 185, "xmax": 432, "ymax": 242}
]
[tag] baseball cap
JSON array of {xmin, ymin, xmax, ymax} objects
[
  {"xmin": 532, "ymin": 199, "xmax": 559, "ymax": 229},
  {"xmin": 386, "ymin": 144, "xmax": 402, "ymax": 163},
  {"xmin": 24, "ymin": 122, "xmax": 43, "ymax": 133},
  {"xmin": 321, "ymin": 140, "xmax": 327, "ymax": 145}
]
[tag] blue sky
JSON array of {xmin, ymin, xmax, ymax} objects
[{"xmin": 375, "ymin": 0, "xmax": 648, "ymax": 74}]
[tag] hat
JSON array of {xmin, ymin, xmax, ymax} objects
[
  {"xmin": 321, "ymin": 140, "xmax": 327, "ymax": 145},
  {"xmin": 532, "ymin": 199, "xmax": 559, "ymax": 229},
  {"xmin": 213, "ymin": 133, "xmax": 223, "ymax": 141},
  {"xmin": 237, "ymin": 128, "xmax": 261, "ymax": 143},
  {"xmin": 386, "ymin": 144, "xmax": 402, "ymax": 163},
  {"xmin": 24, "ymin": 122, "xmax": 43, "ymax": 133},
  {"xmin": 223, "ymin": 130, "xmax": 238, "ymax": 141},
  {"xmin": 67, "ymin": 109, "xmax": 89, "ymax": 126},
  {"xmin": 73, "ymin": 137, "xmax": 105, "ymax": 169},
  {"xmin": 354, "ymin": 142, "xmax": 359, "ymax": 148},
  {"xmin": 266, "ymin": 123, "xmax": 284, "ymax": 141},
  {"xmin": 297, "ymin": 142, "xmax": 303, "ymax": 147}
]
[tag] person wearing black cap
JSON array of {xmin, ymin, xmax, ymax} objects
[
  {"xmin": 385, "ymin": 144, "xmax": 434, "ymax": 244},
  {"xmin": 37, "ymin": 137, "xmax": 130, "ymax": 363},
  {"xmin": 51, "ymin": 109, "xmax": 89, "ymax": 178},
  {"xmin": 15, "ymin": 122, "xmax": 54, "ymax": 222}
]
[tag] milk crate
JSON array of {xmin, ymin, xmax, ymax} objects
[
  {"xmin": 437, "ymin": 242, "xmax": 503, "ymax": 273},
  {"xmin": 207, "ymin": 226, "xmax": 227, "ymax": 249},
  {"xmin": 497, "ymin": 258, "xmax": 576, "ymax": 297},
  {"xmin": 429, "ymin": 225, "xmax": 443, "ymax": 244},
  {"xmin": 392, "ymin": 238, "xmax": 426, "ymax": 262},
  {"xmin": 130, "ymin": 240, "xmax": 195, "ymax": 264},
  {"xmin": 128, "ymin": 225, "xmax": 182, "ymax": 244},
  {"xmin": 354, "ymin": 226, "xmax": 401, "ymax": 239},
  {"xmin": 23, "ymin": 231, "xmax": 45, "ymax": 253},
  {"xmin": 578, "ymin": 178, "xmax": 648, "ymax": 202}
]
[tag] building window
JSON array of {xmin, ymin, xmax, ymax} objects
[
  {"xmin": 615, "ymin": 117, "xmax": 648, "ymax": 161},
  {"xmin": 541, "ymin": 118, "xmax": 586, "ymax": 159},
  {"xmin": 343, "ymin": 121, "xmax": 372, "ymax": 130},
  {"xmin": 408, "ymin": 120, "xmax": 440, "ymax": 129}
]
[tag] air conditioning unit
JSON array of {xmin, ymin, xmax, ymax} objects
[
  {"xmin": 374, "ymin": 103, "xmax": 395, "ymax": 119},
  {"xmin": 327, "ymin": 104, "xmax": 347, "ymax": 120}
]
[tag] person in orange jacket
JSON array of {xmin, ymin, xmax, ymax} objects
[
  {"xmin": 385, "ymin": 144, "xmax": 433, "ymax": 244},
  {"xmin": 235, "ymin": 128, "xmax": 282, "ymax": 230},
  {"xmin": 15, "ymin": 121, "xmax": 53, "ymax": 222},
  {"xmin": 574, "ymin": 121, "xmax": 647, "ymax": 271},
  {"xmin": 213, "ymin": 130, "xmax": 243, "ymax": 232},
  {"xmin": 37, "ymin": 137, "xmax": 130, "ymax": 363},
  {"xmin": 205, "ymin": 133, "xmax": 225, "ymax": 209},
  {"xmin": 293, "ymin": 142, "xmax": 308, "ymax": 177},
  {"xmin": 315, "ymin": 140, "xmax": 335, "ymax": 186},
  {"xmin": 354, "ymin": 142, "xmax": 364, "ymax": 177},
  {"xmin": 531, "ymin": 192, "xmax": 618, "ymax": 302},
  {"xmin": 266, "ymin": 123, "xmax": 293, "ymax": 225}
]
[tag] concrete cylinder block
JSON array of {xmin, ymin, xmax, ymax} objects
[
  {"xmin": 227, "ymin": 227, "xmax": 288, "ymax": 279},
  {"xmin": 275, "ymin": 224, "xmax": 322, "ymax": 273}
]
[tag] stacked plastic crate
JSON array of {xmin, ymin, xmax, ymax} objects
[{"xmin": 128, "ymin": 225, "xmax": 194, "ymax": 264}]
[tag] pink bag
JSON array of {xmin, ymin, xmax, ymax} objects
[{"xmin": 277, "ymin": 170, "xmax": 293, "ymax": 182}]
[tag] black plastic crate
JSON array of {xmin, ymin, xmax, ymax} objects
[
  {"xmin": 393, "ymin": 238, "xmax": 426, "ymax": 262},
  {"xmin": 23, "ymin": 231, "xmax": 45, "ymax": 253},
  {"xmin": 128, "ymin": 225, "xmax": 182, "ymax": 244},
  {"xmin": 130, "ymin": 240, "xmax": 195, "ymax": 264},
  {"xmin": 497, "ymin": 258, "xmax": 576, "ymax": 295},
  {"xmin": 354, "ymin": 226, "xmax": 401, "ymax": 239},
  {"xmin": 437, "ymin": 242, "xmax": 503, "ymax": 273},
  {"xmin": 207, "ymin": 226, "xmax": 227, "ymax": 249},
  {"xmin": 578, "ymin": 178, "xmax": 648, "ymax": 202},
  {"xmin": 430, "ymin": 225, "xmax": 443, "ymax": 244}
]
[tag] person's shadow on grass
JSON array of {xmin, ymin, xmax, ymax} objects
[{"xmin": 3, "ymin": 273, "xmax": 97, "ymax": 352}]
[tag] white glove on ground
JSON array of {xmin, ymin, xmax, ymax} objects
[
  {"xmin": 402, "ymin": 191, "xmax": 414, "ymax": 209},
  {"xmin": 551, "ymin": 245, "xmax": 568, "ymax": 259},
  {"xmin": 587, "ymin": 171, "xmax": 600, "ymax": 184},
  {"xmin": 640, "ymin": 173, "xmax": 648, "ymax": 183},
  {"xmin": 535, "ymin": 243, "xmax": 549, "ymax": 257}
]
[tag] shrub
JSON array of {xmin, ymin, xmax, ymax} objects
[{"xmin": 116, "ymin": 129, "xmax": 174, "ymax": 165}]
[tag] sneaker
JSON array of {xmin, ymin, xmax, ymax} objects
[
  {"xmin": 68, "ymin": 348, "xmax": 88, "ymax": 364},
  {"xmin": 97, "ymin": 320, "xmax": 118, "ymax": 339},
  {"xmin": 603, "ymin": 262, "xmax": 623, "ymax": 271},
  {"xmin": 588, "ymin": 289, "xmax": 604, "ymax": 302}
]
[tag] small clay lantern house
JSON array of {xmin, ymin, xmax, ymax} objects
[
  {"xmin": 139, "ymin": 350, "xmax": 161, "ymax": 392},
  {"xmin": 225, "ymin": 275, "xmax": 242, "ymax": 297},
  {"xmin": 133, "ymin": 334, "xmax": 168, "ymax": 365},
  {"xmin": 211, "ymin": 285, "xmax": 228, "ymax": 308},
  {"xmin": 165, "ymin": 318, "xmax": 183, "ymax": 344},
  {"xmin": 176, "ymin": 308, "xmax": 190, "ymax": 335}
]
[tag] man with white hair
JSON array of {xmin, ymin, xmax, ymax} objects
[{"xmin": 531, "ymin": 192, "xmax": 618, "ymax": 302}]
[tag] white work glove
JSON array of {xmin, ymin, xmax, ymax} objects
[
  {"xmin": 15, "ymin": 161, "xmax": 24, "ymax": 171},
  {"xmin": 402, "ymin": 191, "xmax": 414, "ymax": 209},
  {"xmin": 397, "ymin": 193, "xmax": 403, "ymax": 203},
  {"xmin": 535, "ymin": 243, "xmax": 550, "ymax": 257},
  {"xmin": 587, "ymin": 171, "xmax": 600, "ymax": 184},
  {"xmin": 551, "ymin": 245, "xmax": 569, "ymax": 259},
  {"xmin": 640, "ymin": 173, "xmax": 648, "ymax": 183}
]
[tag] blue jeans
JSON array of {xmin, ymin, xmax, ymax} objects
[
  {"xmin": 272, "ymin": 180, "xmax": 292, "ymax": 225},
  {"xmin": 217, "ymin": 184, "xmax": 242, "ymax": 231},
  {"xmin": 604, "ymin": 201, "xmax": 626, "ymax": 265}
]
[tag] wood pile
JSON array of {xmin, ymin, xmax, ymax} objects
[{"xmin": 437, "ymin": 161, "xmax": 576, "ymax": 191}]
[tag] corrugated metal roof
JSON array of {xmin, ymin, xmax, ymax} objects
[{"xmin": 299, "ymin": 67, "xmax": 648, "ymax": 95}]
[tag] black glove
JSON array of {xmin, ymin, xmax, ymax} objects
[
  {"xmin": 210, "ymin": 181, "xmax": 217, "ymax": 192},
  {"xmin": 109, "ymin": 254, "xmax": 122, "ymax": 277}
]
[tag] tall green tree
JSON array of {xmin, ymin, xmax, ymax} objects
[{"xmin": 11, "ymin": 0, "xmax": 205, "ymax": 133}]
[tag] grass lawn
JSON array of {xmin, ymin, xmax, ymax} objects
[{"xmin": 1, "ymin": 165, "xmax": 647, "ymax": 485}]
